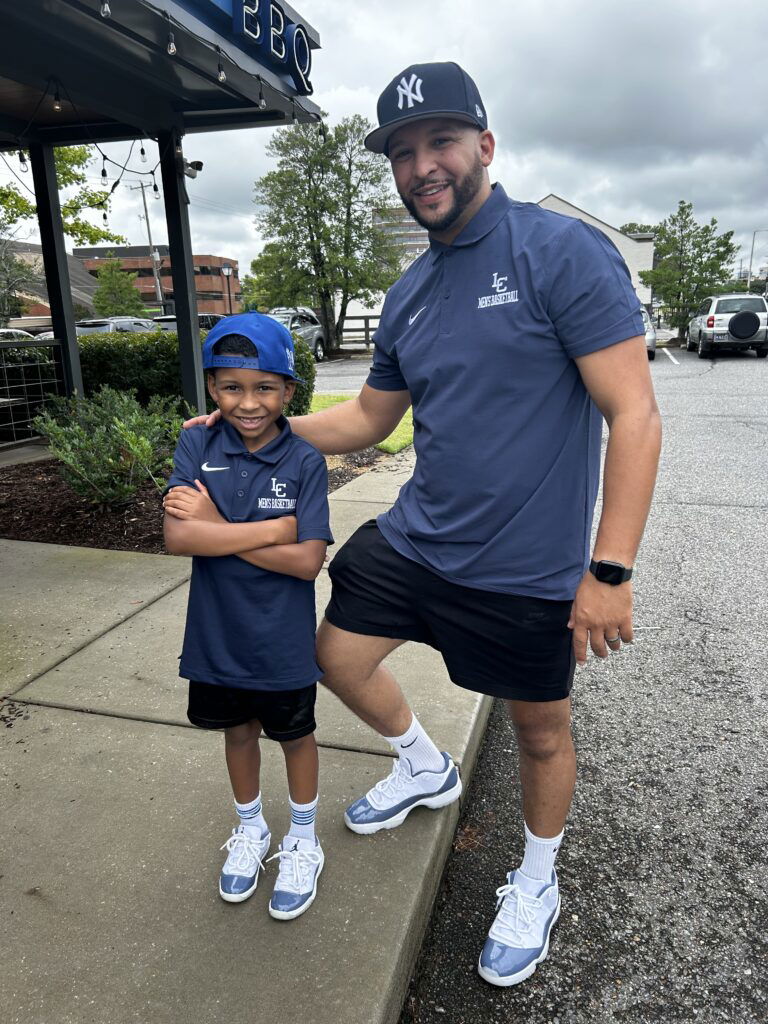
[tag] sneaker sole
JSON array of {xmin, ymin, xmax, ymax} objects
[
  {"xmin": 219, "ymin": 870, "xmax": 262, "ymax": 904},
  {"xmin": 268, "ymin": 860, "xmax": 324, "ymax": 921},
  {"xmin": 343, "ymin": 776, "xmax": 463, "ymax": 835},
  {"xmin": 477, "ymin": 896, "xmax": 561, "ymax": 987}
]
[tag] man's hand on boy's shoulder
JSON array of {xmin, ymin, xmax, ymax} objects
[
  {"xmin": 163, "ymin": 480, "xmax": 223, "ymax": 522},
  {"xmin": 183, "ymin": 409, "xmax": 221, "ymax": 429}
]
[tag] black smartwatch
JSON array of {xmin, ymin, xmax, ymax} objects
[{"xmin": 589, "ymin": 559, "xmax": 633, "ymax": 586}]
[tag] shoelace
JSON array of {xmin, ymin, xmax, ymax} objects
[
  {"xmin": 267, "ymin": 847, "xmax": 322, "ymax": 893},
  {"xmin": 367, "ymin": 758, "xmax": 413, "ymax": 809},
  {"xmin": 488, "ymin": 882, "xmax": 544, "ymax": 945},
  {"xmin": 220, "ymin": 831, "xmax": 266, "ymax": 875}
]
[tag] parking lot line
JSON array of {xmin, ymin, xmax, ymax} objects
[{"xmin": 662, "ymin": 347, "xmax": 680, "ymax": 365}]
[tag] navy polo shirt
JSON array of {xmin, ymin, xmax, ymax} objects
[
  {"xmin": 368, "ymin": 183, "xmax": 645, "ymax": 600},
  {"xmin": 166, "ymin": 417, "xmax": 333, "ymax": 691}
]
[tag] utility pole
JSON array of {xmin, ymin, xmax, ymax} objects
[
  {"xmin": 130, "ymin": 182, "xmax": 164, "ymax": 307},
  {"xmin": 747, "ymin": 229, "xmax": 768, "ymax": 291}
]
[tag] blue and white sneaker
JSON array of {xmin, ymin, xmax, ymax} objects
[
  {"xmin": 478, "ymin": 869, "xmax": 561, "ymax": 987},
  {"xmin": 344, "ymin": 753, "xmax": 462, "ymax": 835},
  {"xmin": 267, "ymin": 836, "xmax": 324, "ymax": 920},
  {"xmin": 218, "ymin": 826, "xmax": 270, "ymax": 903}
]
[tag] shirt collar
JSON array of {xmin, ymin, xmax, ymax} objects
[
  {"xmin": 220, "ymin": 415, "xmax": 293, "ymax": 463},
  {"xmin": 429, "ymin": 182, "xmax": 510, "ymax": 263}
]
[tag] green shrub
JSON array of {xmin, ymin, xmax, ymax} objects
[
  {"xmin": 77, "ymin": 330, "xmax": 316, "ymax": 417},
  {"xmin": 33, "ymin": 386, "xmax": 182, "ymax": 507}
]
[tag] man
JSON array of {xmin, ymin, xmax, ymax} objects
[{"xmin": 186, "ymin": 62, "xmax": 661, "ymax": 986}]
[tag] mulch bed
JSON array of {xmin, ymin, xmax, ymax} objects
[{"xmin": 0, "ymin": 448, "xmax": 384, "ymax": 555}]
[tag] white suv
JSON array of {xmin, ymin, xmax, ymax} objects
[{"xmin": 686, "ymin": 294, "xmax": 768, "ymax": 359}]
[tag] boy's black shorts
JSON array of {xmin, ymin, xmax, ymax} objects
[
  {"xmin": 325, "ymin": 521, "xmax": 576, "ymax": 702},
  {"xmin": 187, "ymin": 680, "xmax": 316, "ymax": 740}
]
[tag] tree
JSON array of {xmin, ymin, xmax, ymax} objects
[
  {"xmin": 620, "ymin": 222, "xmax": 659, "ymax": 235},
  {"xmin": 92, "ymin": 257, "xmax": 145, "ymax": 317},
  {"xmin": 254, "ymin": 115, "xmax": 402, "ymax": 350},
  {"xmin": 639, "ymin": 201, "xmax": 737, "ymax": 338},
  {"xmin": 0, "ymin": 146, "xmax": 124, "ymax": 246},
  {"xmin": 0, "ymin": 224, "xmax": 36, "ymax": 327},
  {"xmin": 241, "ymin": 242, "xmax": 316, "ymax": 311}
]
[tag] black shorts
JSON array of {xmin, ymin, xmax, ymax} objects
[
  {"xmin": 187, "ymin": 680, "xmax": 316, "ymax": 740},
  {"xmin": 325, "ymin": 521, "xmax": 575, "ymax": 702}
]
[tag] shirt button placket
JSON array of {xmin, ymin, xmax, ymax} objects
[{"xmin": 440, "ymin": 252, "xmax": 452, "ymax": 335}]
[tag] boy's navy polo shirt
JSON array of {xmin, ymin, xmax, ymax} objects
[
  {"xmin": 367, "ymin": 183, "xmax": 645, "ymax": 601},
  {"xmin": 166, "ymin": 417, "xmax": 333, "ymax": 691}
]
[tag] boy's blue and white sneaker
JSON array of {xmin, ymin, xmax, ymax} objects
[
  {"xmin": 478, "ymin": 869, "xmax": 561, "ymax": 987},
  {"xmin": 218, "ymin": 826, "xmax": 271, "ymax": 903},
  {"xmin": 267, "ymin": 835, "xmax": 324, "ymax": 920},
  {"xmin": 344, "ymin": 752, "xmax": 462, "ymax": 835}
]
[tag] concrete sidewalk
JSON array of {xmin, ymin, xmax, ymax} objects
[{"xmin": 1, "ymin": 449, "xmax": 490, "ymax": 1024}]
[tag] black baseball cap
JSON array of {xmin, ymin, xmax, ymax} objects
[{"xmin": 364, "ymin": 62, "xmax": 487, "ymax": 155}]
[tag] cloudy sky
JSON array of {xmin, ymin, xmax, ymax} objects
[{"xmin": 5, "ymin": 0, "xmax": 768, "ymax": 281}]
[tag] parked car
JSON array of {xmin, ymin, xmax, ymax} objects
[
  {"xmin": 640, "ymin": 307, "xmax": 656, "ymax": 360},
  {"xmin": 0, "ymin": 328, "xmax": 35, "ymax": 341},
  {"xmin": 152, "ymin": 313, "xmax": 225, "ymax": 332},
  {"xmin": 685, "ymin": 294, "xmax": 768, "ymax": 359},
  {"xmin": 76, "ymin": 317, "xmax": 156, "ymax": 335},
  {"xmin": 267, "ymin": 307, "xmax": 326, "ymax": 362}
]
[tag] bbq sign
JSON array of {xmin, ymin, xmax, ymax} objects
[{"xmin": 187, "ymin": 0, "xmax": 316, "ymax": 95}]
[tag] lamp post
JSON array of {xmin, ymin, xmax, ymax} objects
[
  {"xmin": 221, "ymin": 263, "xmax": 233, "ymax": 314},
  {"xmin": 747, "ymin": 229, "xmax": 768, "ymax": 291}
]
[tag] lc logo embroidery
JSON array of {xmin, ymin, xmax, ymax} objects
[
  {"xmin": 397, "ymin": 73, "xmax": 424, "ymax": 110},
  {"xmin": 477, "ymin": 272, "xmax": 519, "ymax": 309},
  {"xmin": 258, "ymin": 477, "xmax": 296, "ymax": 510}
]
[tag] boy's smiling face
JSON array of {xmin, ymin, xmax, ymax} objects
[{"xmin": 207, "ymin": 367, "xmax": 295, "ymax": 451}]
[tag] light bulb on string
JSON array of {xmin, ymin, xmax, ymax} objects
[
  {"xmin": 101, "ymin": 158, "xmax": 108, "ymax": 184},
  {"xmin": 152, "ymin": 177, "xmax": 160, "ymax": 199},
  {"xmin": 100, "ymin": 1, "xmax": 111, "ymax": 17},
  {"xmin": 140, "ymin": 144, "xmax": 147, "ymax": 164},
  {"xmin": 258, "ymin": 78, "xmax": 266, "ymax": 109},
  {"xmin": 216, "ymin": 48, "xmax": 226, "ymax": 83},
  {"xmin": 18, "ymin": 150, "xmax": 29, "ymax": 173},
  {"xmin": 53, "ymin": 88, "xmax": 62, "ymax": 112},
  {"xmin": 291, "ymin": 103, "xmax": 298, "ymax": 125},
  {"xmin": 167, "ymin": 32, "xmax": 176, "ymax": 56}
]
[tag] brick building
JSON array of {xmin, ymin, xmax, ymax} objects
[{"xmin": 72, "ymin": 246, "xmax": 242, "ymax": 315}]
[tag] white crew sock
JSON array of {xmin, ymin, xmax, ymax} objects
[
  {"xmin": 519, "ymin": 821, "xmax": 564, "ymax": 883},
  {"xmin": 288, "ymin": 795, "xmax": 318, "ymax": 841},
  {"xmin": 235, "ymin": 793, "xmax": 268, "ymax": 838},
  {"xmin": 385, "ymin": 715, "xmax": 445, "ymax": 775}
]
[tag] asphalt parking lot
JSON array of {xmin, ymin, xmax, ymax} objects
[{"xmin": 399, "ymin": 346, "xmax": 768, "ymax": 1023}]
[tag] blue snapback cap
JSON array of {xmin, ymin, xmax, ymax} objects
[
  {"xmin": 202, "ymin": 312, "xmax": 303, "ymax": 382},
  {"xmin": 365, "ymin": 62, "xmax": 487, "ymax": 154}
]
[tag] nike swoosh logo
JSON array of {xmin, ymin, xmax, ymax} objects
[
  {"xmin": 409, "ymin": 306, "xmax": 427, "ymax": 326},
  {"xmin": 201, "ymin": 462, "xmax": 229, "ymax": 472},
  {"xmin": 400, "ymin": 737, "xmax": 417, "ymax": 748}
]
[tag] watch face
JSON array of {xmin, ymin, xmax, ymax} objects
[{"xmin": 596, "ymin": 561, "xmax": 627, "ymax": 585}]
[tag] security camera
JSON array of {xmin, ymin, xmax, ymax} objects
[{"xmin": 183, "ymin": 159, "xmax": 204, "ymax": 178}]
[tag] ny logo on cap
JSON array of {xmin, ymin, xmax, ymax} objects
[{"xmin": 396, "ymin": 73, "xmax": 424, "ymax": 110}]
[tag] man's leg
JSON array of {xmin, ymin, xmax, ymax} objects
[
  {"xmin": 316, "ymin": 619, "xmax": 462, "ymax": 833},
  {"xmin": 478, "ymin": 697, "xmax": 573, "ymax": 987}
]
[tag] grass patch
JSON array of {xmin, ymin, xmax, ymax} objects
[{"xmin": 310, "ymin": 393, "xmax": 413, "ymax": 454}]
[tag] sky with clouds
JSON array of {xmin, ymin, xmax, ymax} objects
[{"xmin": 5, "ymin": 0, "xmax": 768, "ymax": 282}]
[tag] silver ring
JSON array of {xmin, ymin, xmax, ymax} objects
[{"xmin": 606, "ymin": 635, "xmax": 620, "ymax": 643}]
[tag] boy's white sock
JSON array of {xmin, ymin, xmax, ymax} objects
[
  {"xmin": 288, "ymin": 795, "xmax": 318, "ymax": 841},
  {"xmin": 235, "ymin": 793, "xmax": 268, "ymax": 838},
  {"xmin": 519, "ymin": 821, "xmax": 564, "ymax": 883},
  {"xmin": 385, "ymin": 715, "xmax": 444, "ymax": 774}
]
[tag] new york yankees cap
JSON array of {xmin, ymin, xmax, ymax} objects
[
  {"xmin": 364, "ymin": 62, "xmax": 487, "ymax": 154},
  {"xmin": 202, "ymin": 312, "xmax": 303, "ymax": 382}
]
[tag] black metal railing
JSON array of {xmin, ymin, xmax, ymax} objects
[{"xmin": 0, "ymin": 338, "xmax": 64, "ymax": 448}]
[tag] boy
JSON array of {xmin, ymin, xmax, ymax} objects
[{"xmin": 163, "ymin": 312, "xmax": 332, "ymax": 919}]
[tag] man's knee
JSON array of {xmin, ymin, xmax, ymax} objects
[
  {"xmin": 316, "ymin": 619, "xmax": 403, "ymax": 689},
  {"xmin": 507, "ymin": 699, "xmax": 572, "ymax": 762}
]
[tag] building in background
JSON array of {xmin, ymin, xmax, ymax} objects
[
  {"xmin": 9, "ymin": 241, "xmax": 97, "ymax": 317},
  {"xmin": 72, "ymin": 246, "xmax": 242, "ymax": 315},
  {"xmin": 373, "ymin": 206, "xmax": 429, "ymax": 264}
]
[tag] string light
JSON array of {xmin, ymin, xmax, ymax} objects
[
  {"xmin": 18, "ymin": 150, "xmax": 29, "ymax": 172},
  {"xmin": 140, "ymin": 143, "xmax": 147, "ymax": 164},
  {"xmin": 216, "ymin": 47, "xmax": 226, "ymax": 83},
  {"xmin": 100, "ymin": 1, "xmax": 111, "ymax": 16},
  {"xmin": 152, "ymin": 175, "xmax": 160, "ymax": 199},
  {"xmin": 166, "ymin": 32, "xmax": 176, "ymax": 56},
  {"xmin": 291, "ymin": 101, "xmax": 298, "ymax": 125},
  {"xmin": 257, "ymin": 77, "xmax": 266, "ymax": 109},
  {"xmin": 53, "ymin": 87, "xmax": 62, "ymax": 112},
  {"xmin": 101, "ymin": 157, "xmax": 108, "ymax": 184}
]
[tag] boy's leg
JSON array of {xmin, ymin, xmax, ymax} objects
[
  {"xmin": 219, "ymin": 719, "xmax": 271, "ymax": 903},
  {"xmin": 317, "ymin": 620, "xmax": 461, "ymax": 835}
]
